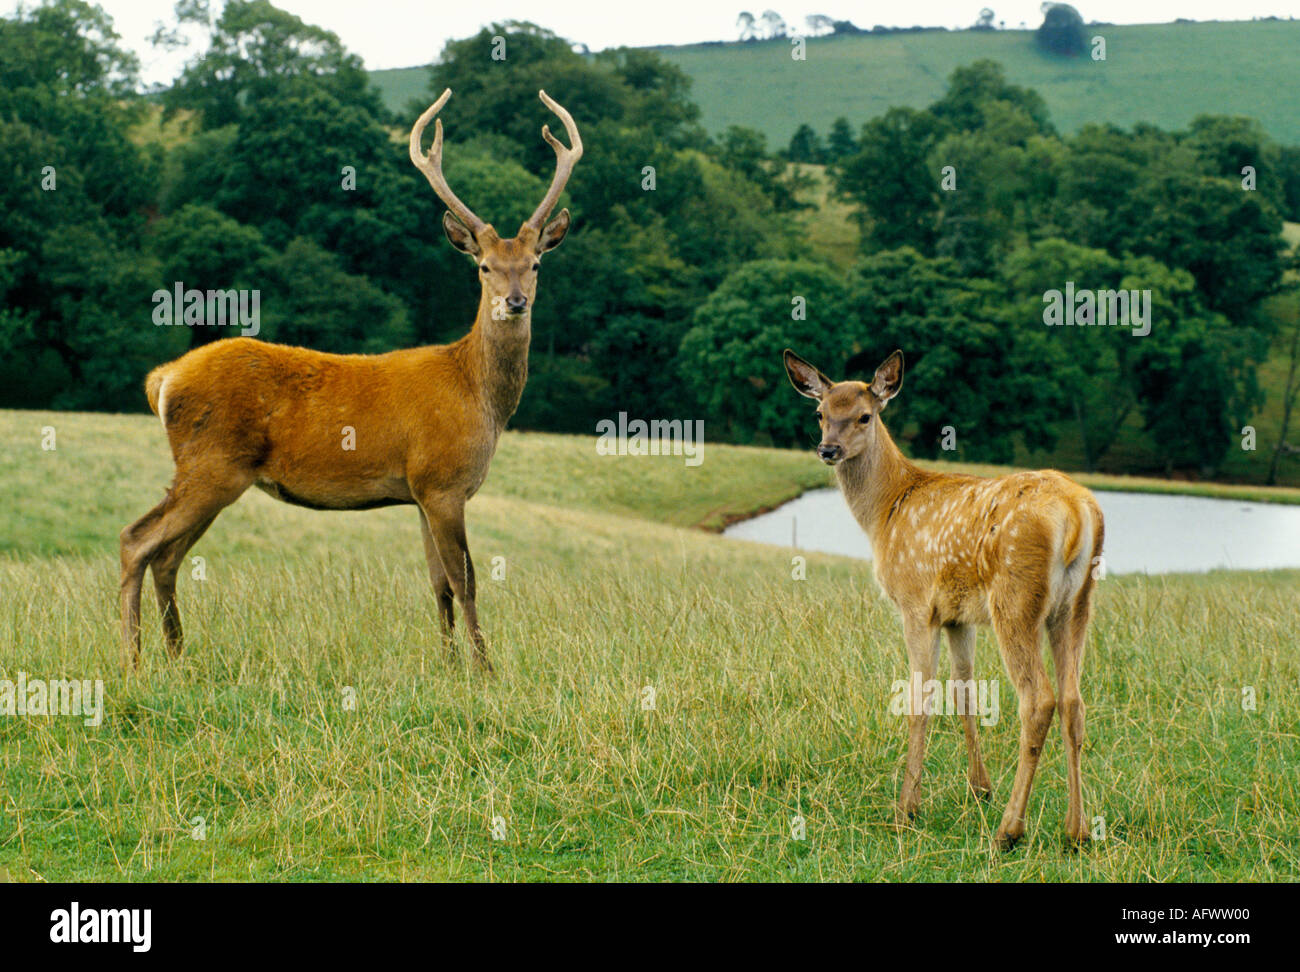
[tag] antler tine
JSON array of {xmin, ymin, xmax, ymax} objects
[
  {"xmin": 525, "ymin": 89, "xmax": 584, "ymax": 230},
  {"xmin": 409, "ymin": 88, "xmax": 487, "ymax": 235}
]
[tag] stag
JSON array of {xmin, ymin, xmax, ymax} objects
[{"xmin": 119, "ymin": 89, "xmax": 582, "ymax": 672}]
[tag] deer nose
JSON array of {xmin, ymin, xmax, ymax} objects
[
  {"xmin": 506, "ymin": 294, "xmax": 528, "ymax": 313},
  {"xmin": 817, "ymin": 444, "xmax": 843, "ymax": 463}
]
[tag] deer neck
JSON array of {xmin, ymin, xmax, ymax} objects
[
  {"xmin": 468, "ymin": 297, "xmax": 531, "ymax": 429},
  {"xmin": 834, "ymin": 421, "xmax": 925, "ymax": 546}
]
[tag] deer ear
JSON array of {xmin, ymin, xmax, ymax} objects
[
  {"xmin": 536, "ymin": 208, "xmax": 571, "ymax": 253},
  {"xmin": 443, "ymin": 212, "xmax": 480, "ymax": 256},
  {"xmin": 870, "ymin": 350, "xmax": 904, "ymax": 404},
  {"xmin": 784, "ymin": 349, "xmax": 833, "ymax": 401}
]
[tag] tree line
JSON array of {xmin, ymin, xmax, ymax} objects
[{"xmin": 1, "ymin": 0, "xmax": 1296, "ymax": 482}]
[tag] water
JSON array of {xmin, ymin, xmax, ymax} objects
[{"xmin": 724, "ymin": 488, "xmax": 1300, "ymax": 575}]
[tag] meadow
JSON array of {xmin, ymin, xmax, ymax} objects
[
  {"xmin": 1, "ymin": 409, "xmax": 1297, "ymax": 881},
  {"xmin": 370, "ymin": 21, "xmax": 1300, "ymax": 147}
]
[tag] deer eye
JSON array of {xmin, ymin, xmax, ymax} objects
[
  {"xmin": 859, "ymin": 413, "xmax": 872, "ymax": 425},
  {"xmin": 531, "ymin": 262, "xmax": 540, "ymax": 271},
  {"xmin": 814, "ymin": 410, "xmax": 823, "ymax": 422}
]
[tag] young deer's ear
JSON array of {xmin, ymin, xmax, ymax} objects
[
  {"xmin": 784, "ymin": 349, "xmax": 833, "ymax": 401},
  {"xmin": 536, "ymin": 208, "xmax": 571, "ymax": 253},
  {"xmin": 869, "ymin": 350, "xmax": 904, "ymax": 405},
  {"xmin": 443, "ymin": 212, "xmax": 481, "ymax": 256}
]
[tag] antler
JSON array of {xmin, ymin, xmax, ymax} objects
[
  {"xmin": 525, "ymin": 90, "xmax": 583, "ymax": 231},
  {"xmin": 409, "ymin": 88, "xmax": 487, "ymax": 236}
]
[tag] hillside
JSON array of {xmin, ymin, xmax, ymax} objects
[{"xmin": 370, "ymin": 21, "xmax": 1300, "ymax": 147}]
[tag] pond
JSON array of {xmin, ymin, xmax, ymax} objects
[{"xmin": 723, "ymin": 488, "xmax": 1300, "ymax": 574}]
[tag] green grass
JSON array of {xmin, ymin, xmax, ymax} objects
[
  {"xmin": 369, "ymin": 22, "xmax": 1300, "ymax": 146},
  {"xmin": 1, "ymin": 409, "xmax": 1297, "ymax": 881}
]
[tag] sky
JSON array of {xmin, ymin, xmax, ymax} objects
[{"xmin": 9, "ymin": 0, "xmax": 1300, "ymax": 86}]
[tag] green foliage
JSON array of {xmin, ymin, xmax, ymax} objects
[
  {"xmin": 1, "ymin": 2, "xmax": 1295, "ymax": 482},
  {"xmin": 678, "ymin": 260, "xmax": 852, "ymax": 445},
  {"xmin": 835, "ymin": 107, "xmax": 947, "ymax": 252},
  {"xmin": 1036, "ymin": 3, "xmax": 1087, "ymax": 58},
  {"xmin": 163, "ymin": 0, "xmax": 381, "ymax": 127},
  {"xmin": 254, "ymin": 238, "xmax": 411, "ymax": 353},
  {"xmin": 848, "ymin": 248, "xmax": 1063, "ymax": 463},
  {"xmin": 785, "ymin": 123, "xmax": 825, "ymax": 164}
]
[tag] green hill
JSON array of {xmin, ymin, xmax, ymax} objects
[{"xmin": 371, "ymin": 21, "xmax": 1300, "ymax": 146}]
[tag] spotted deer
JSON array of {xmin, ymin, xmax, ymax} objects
[
  {"xmin": 118, "ymin": 89, "xmax": 582, "ymax": 673},
  {"xmin": 784, "ymin": 348, "xmax": 1104, "ymax": 849}
]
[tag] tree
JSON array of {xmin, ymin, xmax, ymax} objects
[
  {"xmin": 1037, "ymin": 3, "xmax": 1086, "ymax": 56},
  {"xmin": 1128, "ymin": 170, "xmax": 1284, "ymax": 327},
  {"xmin": 847, "ymin": 247, "xmax": 1063, "ymax": 462},
  {"xmin": 737, "ymin": 11, "xmax": 757, "ymax": 40},
  {"xmin": 825, "ymin": 117, "xmax": 857, "ymax": 161},
  {"xmin": 148, "ymin": 205, "xmax": 270, "ymax": 347},
  {"xmin": 786, "ymin": 123, "xmax": 825, "ymax": 164},
  {"xmin": 1267, "ymin": 287, "xmax": 1300, "ymax": 484},
  {"xmin": 677, "ymin": 260, "xmax": 852, "ymax": 445},
  {"xmin": 806, "ymin": 14, "xmax": 835, "ymax": 36},
  {"xmin": 835, "ymin": 108, "xmax": 947, "ymax": 252},
  {"xmin": 161, "ymin": 0, "xmax": 381, "ymax": 127},
  {"xmin": 760, "ymin": 10, "xmax": 788, "ymax": 39},
  {"xmin": 255, "ymin": 238, "xmax": 411, "ymax": 352},
  {"xmin": 931, "ymin": 60, "xmax": 1053, "ymax": 136}
]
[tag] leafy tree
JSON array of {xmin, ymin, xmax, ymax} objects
[
  {"xmin": 847, "ymin": 247, "xmax": 1063, "ymax": 462},
  {"xmin": 835, "ymin": 108, "xmax": 947, "ymax": 252},
  {"xmin": 786, "ymin": 123, "xmax": 825, "ymax": 163},
  {"xmin": 677, "ymin": 260, "xmax": 852, "ymax": 445},
  {"xmin": 931, "ymin": 60, "xmax": 1053, "ymax": 136},
  {"xmin": 1036, "ymin": 3, "xmax": 1086, "ymax": 57},
  {"xmin": 1128, "ymin": 170, "xmax": 1284, "ymax": 326},
  {"xmin": 254, "ymin": 238, "xmax": 411, "ymax": 353},
  {"xmin": 1277, "ymin": 145, "xmax": 1300, "ymax": 221},
  {"xmin": 825, "ymin": 117, "xmax": 856, "ymax": 161},
  {"xmin": 162, "ymin": 0, "xmax": 382, "ymax": 128},
  {"xmin": 147, "ymin": 205, "xmax": 271, "ymax": 348}
]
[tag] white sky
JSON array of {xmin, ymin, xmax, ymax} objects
[{"xmin": 9, "ymin": 0, "xmax": 1300, "ymax": 85}]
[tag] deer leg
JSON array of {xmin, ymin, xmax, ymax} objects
[
  {"xmin": 121, "ymin": 496, "xmax": 172, "ymax": 670},
  {"xmin": 1050, "ymin": 584, "xmax": 1094, "ymax": 845},
  {"xmin": 150, "ymin": 514, "xmax": 217, "ymax": 658},
  {"xmin": 990, "ymin": 588, "xmax": 1055, "ymax": 850},
  {"xmin": 418, "ymin": 496, "xmax": 492, "ymax": 673},
  {"xmin": 897, "ymin": 615, "xmax": 942, "ymax": 822},
  {"xmin": 120, "ymin": 471, "xmax": 248, "ymax": 670},
  {"xmin": 418, "ymin": 508, "xmax": 457, "ymax": 658},
  {"xmin": 946, "ymin": 623, "xmax": 992, "ymax": 799}
]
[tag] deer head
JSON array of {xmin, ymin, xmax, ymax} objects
[
  {"xmin": 409, "ymin": 88, "xmax": 582, "ymax": 319},
  {"xmin": 784, "ymin": 349, "xmax": 904, "ymax": 465}
]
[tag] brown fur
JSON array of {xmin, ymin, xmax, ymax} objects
[
  {"xmin": 118, "ymin": 91, "xmax": 582, "ymax": 673},
  {"xmin": 785, "ymin": 349, "xmax": 1104, "ymax": 849}
]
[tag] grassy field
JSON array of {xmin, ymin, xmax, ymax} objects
[
  {"xmin": 370, "ymin": 21, "xmax": 1300, "ymax": 146},
  {"xmin": 1, "ymin": 409, "xmax": 1297, "ymax": 881}
]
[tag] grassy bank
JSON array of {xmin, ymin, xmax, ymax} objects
[{"xmin": 1, "ymin": 410, "xmax": 1297, "ymax": 881}]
